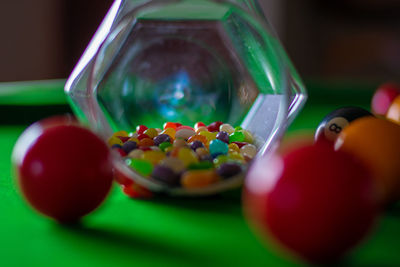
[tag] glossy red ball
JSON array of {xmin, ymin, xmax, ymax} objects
[
  {"xmin": 371, "ymin": 82, "xmax": 400, "ymax": 116},
  {"xmin": 12, "ymin": 116, "xmax": 113, "ymax": 223},
  {"xmin": 243, "ymin": 143, "xmax": 378, "ymax": 264}
]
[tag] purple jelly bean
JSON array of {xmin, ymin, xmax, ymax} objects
[
  {"xmin": 217, "ymin": 163, "xmax": 242, "ymax": 178},
  {"xmin": 122, "ymin": 141, "xmax": 137, "ymax": 154},
  {"xmin": 190, "ymin": 140, "xmax": 204, "ymax": 151},
  {"xmin": 216, "ymin": 131, "xmax": 230, "ymax": 144},
  {"xmin": 151, "ymin": 165, "xmax": 179, "ymax": 185},
  {"xmin": 154, "ymin": 134, "xmax": 171, "ymax": 146}
]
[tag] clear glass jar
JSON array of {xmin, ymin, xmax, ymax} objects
[{"xmin": 65, "ymin": 0, "xmax": 307, "ymax": 196}]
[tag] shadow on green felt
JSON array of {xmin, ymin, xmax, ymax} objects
[
  {"xmin": 143, "ymin": 187, "xmax": 243, "ymax": 215},
  {"xmin": 53, "ymin": 221, "xmax": 206, "ymax": 263}
]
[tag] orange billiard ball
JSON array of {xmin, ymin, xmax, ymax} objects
[
  {"xmin": 386, "ymin": 95, "xmax": 400, "ymax": 125},
  {"xmin": 335, "ymin": 117, "xmax": 400, "ymax": 205}
]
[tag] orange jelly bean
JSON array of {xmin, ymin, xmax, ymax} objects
[
  {"xmin": 163, "ymin": 122, "xmax": 177, "ymax": 130},
  {"xmin": 139, "ymin": 138, "xmax": 154, "ymax": 147},
  {"xmin": 187, "ymin": 135, "xmax": 208, "ymax": 145},
  {"xmin": 181, "ymin": 170, "xmax": 219, "ymax": 188}
]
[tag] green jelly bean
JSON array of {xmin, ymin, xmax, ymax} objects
[
  {"xmin": 234, "ymin": 126, "xmax": 243, "ymax": 131},
  {"xmin": 159, "ymin": 142, "xmax": 172, "ymax": 152},
  {"xmin": 188, "ymin": 161, "xmax": 214, "ymax": 170},
  {"xmin": 125, "ymin": 158, "xmax": 153, "ymax": 176},
  {"xmin": 213, "ymin": 155, "xmax": 229, "ymax": 167},
  {"xmin": 229, "ymin": 131, "xmax": 245, "ymax": 143}
]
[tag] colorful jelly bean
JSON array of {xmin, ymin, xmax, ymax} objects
[
  {"xmin": 175, "ymin": 128, "xmax": 196, "ymax": 139},
  {"xmin": 161, "ymin": 128, "xmax": 176, "ymax": 139},
  {"xmin": 154, "ymin": 134, "xmax": 171, "ymax": 146},
  {"xmin": 217, "ymin": 163, "xmax": 242, "ymax": 178},
  {"xmin": 144, "ymin": 128, "xmax": 158, "ymax": 139},
  {"xmin": 178, "ymin": 147, "xmax": 199, "ymax": 166},
  {"xmin": 136, "ymin": 125, "xmax": 148, "ymax": 134},
  {"xmin": 181, "ymin": 170, "xmax": 219, "ymax": 188},
  {"xmin": 128, "ymin": 149, "xmax": 144, "ymax": 159},
  {"xmin": 141, "ymin": 150, "xmax": 166, "ymax": 165},
  {"xmin": 159, "ymin": 157, "xmax": 186, "ymax": 174},
  {"xmin": 126, "ymin": 158, "xmax": 153, "ymax": 176},
  {"xmin": 159, "ymin": 142, "xmax": 172, "ymax": 152},
  {"xmin": 152, "ymin": 165, "xmax": 179, "ymax": 185},
  {"xmin": 240, "ymin": 144, "xmax": 257, "ymax": 158},
  {"xmin": 216, "ymin": 131, "xmax": 230, "ymax": 144},
  {"xmin": 209, "ymin": 139, "xmax": 229, "ymax": 156},
  {"xmin": 122, "ymin": 141, "xmax": 137, "ymax": 154},
  {"xmin": 219, "ymin": 123, "xmax": 234, "ymax": 134},
  {"xmin": 229, "ymin": 131, "xmax": 245, "ymax": 143}
]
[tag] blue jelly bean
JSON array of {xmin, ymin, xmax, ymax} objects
[
  {"xmin": 122, "ymin": 141, "xmax": 137, "ymax": 154},
  {"xmin": 154, "ymin": 134, "xmax": 171, "ymax": 146},
  {"xmin": 209, "ymin": 139, "xmax": 228, "ymax": 156},
  {"xmin": 216, "ymin": 131, "xmax": 230, "ymax": 144},
  {"xmin": 190, "ymin": 140, "xmax": 204, "ymax": 151}
]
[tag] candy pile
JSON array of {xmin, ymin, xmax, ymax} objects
[{"xmin": 108, "ymin": 121, "xmax": 257, "ymax": 189}]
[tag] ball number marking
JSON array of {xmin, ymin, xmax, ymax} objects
[{"xmin": 324, "ymin": 117, "xmax": 349, "ymax": 141}]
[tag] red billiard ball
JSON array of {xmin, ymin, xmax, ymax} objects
[
  {"xmin": 371, "ymin": 82, "xmax": 400, "ymax": 116},
  {"xmin": 315, "ymin": 107, "xmax": 372, "ymax": 144},
  {"xmin": 12, "ymin": 116, "xmax": 113, "ymax": 223},
  {"xmin": 243, "ymin": 142, "xmax": 378, "ymax": 264}
]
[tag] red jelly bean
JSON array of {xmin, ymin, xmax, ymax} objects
[
  {"xmin": 194, "ymin": 122, "xmax": 206, "ymax": 129},
  {"xmin": 136, "ymin": 125, "xmax": 148, "ymax": 134},
  {"xmin": 115, "ymin": 148, "xmax": 127, "ymax": 157},
  {"xmin": 122, "ymin": 183, "xmax": 153, "ymax": 199},
  {"xmin": 175, "ymin": 122, "xmax": 183, "ymax": 127},
  {"xmin": 137, "ymin": 134, "xmax": 150, "ymax": 140},
  {"xmin": 117, "ymin": 136, "xmax": 130, "ymax": 143},
  {"xmin": 207, "ymin": 121, "xmax": 223, "ymax": 132},
  {"xmin": 233, "ymin": 142, "xmax": 247, "ymax": 148}
]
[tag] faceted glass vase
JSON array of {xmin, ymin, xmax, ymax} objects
[{"xmin": 65, "ymin": 0, "xmax": 307, "ymax": 196}]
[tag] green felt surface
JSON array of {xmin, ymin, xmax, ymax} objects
[{"xmin": 1, "ymin": 80, "xmax": 400, "ymax": 266}]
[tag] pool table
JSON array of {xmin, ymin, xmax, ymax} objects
[{"xmin": 1, "ymin": 79, "xmax": 399, "ymax": 266}]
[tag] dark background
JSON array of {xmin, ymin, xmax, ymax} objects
[{"xmin": 1, "ymin": 0, "xmax": 400, "ymax": 83}]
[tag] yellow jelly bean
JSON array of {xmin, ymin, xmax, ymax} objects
[
  {"xmin": 199, "ymin": 131, "xmax": 217, "ymax": 141},
  {"xmin": 219, "ymin": 124, "xmax": 235, "ymax": 134},
  {"xmin": 229, "ymin": 151, "xmax": 245, "ymax": 162},
  {"xmin": 127, "ymin": 149, "xmax": 144, "ymax": 159},
  {"xmin": 162, "ymin": 128, "xmax": 176, "ymax": 139},
  {"xmin": 228, "ymin": 143, "xmax": 240, "ymax": 153},
  {"xmin": 108, "ymin": 136, "xmax": 123, "ymax": 146},
  {"xmin": 240, "ymin": 144, "xmax": 257, "ymax": 159},
  {"xmin": 141, "ymin": 150, "xmax": 166, "ymax": 165},
  {"xmin": 178, "ymin": 147, "xmax": 199, "ymax": 166},
  {"xmin": 181, "ymin": 170, "xmax": 219, "ymax": 188},
  {"xmin": 187, "ymin": 135, "xmax": 208, "ymax": 145},
  {"xmin": 241, "ymin": 130, "xmax": 254, "ymax": 143},
  {"xmin": 195, "ymin": 126, "xmax": 208, "ymax": 134},
  {"xmin": 112, "ymin": 130, "xmax": 129, "ymax": 137},
  {"xmin": 160, "ymin": 157, "xmax": 186, "ymax": 174},
  {"xmin": 144, "ymin": 128, "xmax": 158, "ymax": 139}
]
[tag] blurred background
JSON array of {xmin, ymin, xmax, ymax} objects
[{"xmin": 1, "ymin": 0, "xmax": 400, "ymax": 83}]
